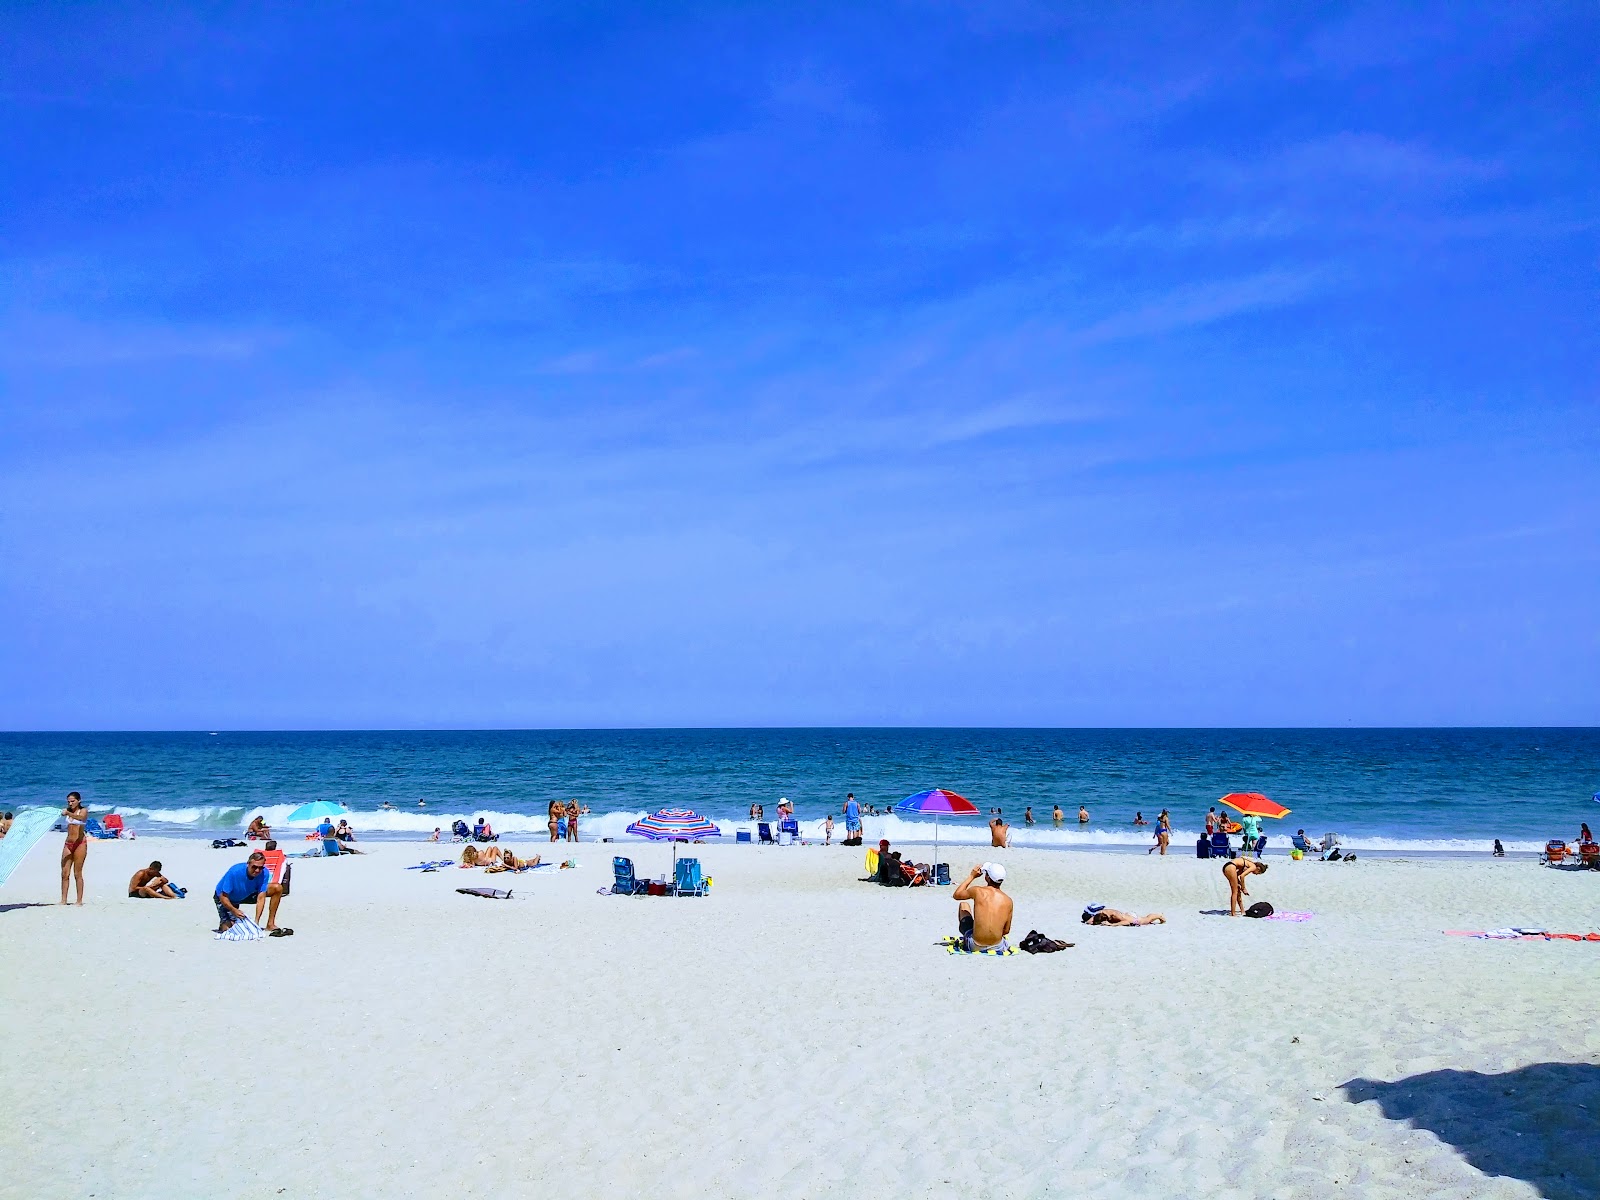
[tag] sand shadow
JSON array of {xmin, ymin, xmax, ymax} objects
[
  {"xmin": 0, "ymin": 902, "xmax": 52, "ymax": 914},
  {"xmin": 1343, "ymin": 1063, "xmax": 1600, "ymax": 1199}
]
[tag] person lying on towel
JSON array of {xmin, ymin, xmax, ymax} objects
[
  {"xmin": 952, "ymin": 863, "xmax": 1013, "ymax": 952},
  {"xmin": 486, "ymin": 851, "xmax": 540, "ymax": 872},
  {"xmin": 1081, "ymin": 905, "xmax": 1165, "ymax": 926}
]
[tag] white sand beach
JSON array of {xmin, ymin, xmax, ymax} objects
[{"xmin": 1, "ymin": 837, "xmax": 1596, "ymax": 1200}]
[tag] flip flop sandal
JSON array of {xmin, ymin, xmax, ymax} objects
[{"xmin": 269, "ymin": 928, "xmax": 296, "ymax": 937}]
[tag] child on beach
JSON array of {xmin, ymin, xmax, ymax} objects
[{"xmin": 824, "ymin": 814, "xmax": 834, "ymax": 844}]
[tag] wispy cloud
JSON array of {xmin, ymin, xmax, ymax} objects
[{"xmin": 1072, "ymin": 268, "xmax": 1330, "ymax": 346}]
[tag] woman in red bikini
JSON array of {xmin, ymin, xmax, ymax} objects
[{"xmin": 60, "ymin": 791, "xmax": 88, "ymax": 905}]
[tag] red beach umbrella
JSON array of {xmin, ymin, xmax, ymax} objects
[{"xmin": 1218, "ymin": 792, "xmax": 1291, "ymax": 820}]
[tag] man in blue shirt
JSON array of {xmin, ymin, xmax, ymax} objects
[
  {"xmin": 214, "ymin": 849, "xmax": 286, "ymax": 932},
  {"xmin": 843, "ymin": 793, "xmax": 862, "ymax": 845}
]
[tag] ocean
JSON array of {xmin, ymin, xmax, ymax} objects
[{"xmin": 0, "ymin": 728, "xmax": 1594, "ymax": 854}]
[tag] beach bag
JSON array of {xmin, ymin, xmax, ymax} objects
[
  {"xmin": 1196, "ymin": 836, "xmax": 1210, "ymax": 859},
  {"xmin": 1244, "ymin": 901, "xmax": 1274, "ymax": 919}
]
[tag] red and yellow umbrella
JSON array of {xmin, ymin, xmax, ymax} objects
[{"xmin": 1218, "ymin": 792, "xmax": 1291, "ymax": 820}]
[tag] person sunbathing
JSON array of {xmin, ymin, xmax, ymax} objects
[
  {"xmin": 461, "ymin": 845, "xmax": 502, "ymax": 867},
  {"xmin": 486, "ymin": 851, "xmax": 541, "ymax": 872},
  {"xmin": 1081, "ymin": 905, "xmax": 1164, "ymax": 926},
  {"xmin": 128, "ymin": 861, "xmax": 179, "ymax": 899},
  {"xmin": 1223, "ymin": 856, "xmax": 1267, "ymax": 916}
]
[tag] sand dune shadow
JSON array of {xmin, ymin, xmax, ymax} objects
[{"xmin": 1344, "ymin": 1063, "xmax": 1600, "ymax": 1199}]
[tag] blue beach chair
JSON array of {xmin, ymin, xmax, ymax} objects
[
  {"xmin": 758, "ymin": 823, "xmax": 775, "ymax": 845},
  {"xmin": 735, "ymin": 830, "xmax": 752, "ymax": 844},
  {"xmin": 322, "ymin": 837, "xmax": 343, "ymax": 858},
  {"xmin": 934, "ymin": 863, "xmax": 951, "ymax": 886},
  {"xmin": 612, "ymin": 857, "xmax": 648, "ymax": 895},
  {"xmin": 674, "ymin": 857, "xmax": 708, "ymax": 896},
  {"xmin": 1208, "ymin": 832, "xmax": 1232, "ymax": 860}
]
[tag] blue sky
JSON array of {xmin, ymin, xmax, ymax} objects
[{"xmin": 1, "ymin": 2, "xmax": 1596, "ymax": 729}]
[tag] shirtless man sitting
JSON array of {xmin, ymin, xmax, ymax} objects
[
  {"xmin": 1080, "ymin": 905, "xmax": 1165, "ymax": 926},
  {"xmin": 952, "ymin": 863, "xmax": 1013, "ymax": 951},
  {"xmin": 128, "ymin": 861, "xmax": 178, "ymax": 899},
  {"xmin": 989, "ymin": 816, "xmax": 1011, "ymax": 848}
]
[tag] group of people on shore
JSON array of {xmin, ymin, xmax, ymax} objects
[{"xmin": 547, "ymin": 800, "xmax": 586, "ymax": 843}]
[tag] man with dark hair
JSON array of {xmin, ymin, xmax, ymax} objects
[{"xmin": 129, "ymin": 861, "xmax": 178, "ymax": 899}]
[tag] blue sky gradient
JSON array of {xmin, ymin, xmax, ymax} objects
[{"xmin": 2, "ymin": 2, "xmax": 1596, "ymax": 728}]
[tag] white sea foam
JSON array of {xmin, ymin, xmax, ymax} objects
[{"xmin": 103, "ymin": 803, "xmax": 1551, "ymax": 853}]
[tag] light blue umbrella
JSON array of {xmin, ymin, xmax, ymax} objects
[{"xmin": 286, "ymin": 800, "xmax": 348, "ymax": 824}]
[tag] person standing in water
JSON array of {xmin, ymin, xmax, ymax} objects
[
  {"xmin": 1051, "ymin": 804, "xmax": 1063, "ymax": 825},
  {"xmin": 1023, "ymin": 807, "xmax": 1035, "ymax": 826},
  {"xmin": 1077, "ymin": 805, "xmax": 1090, "ymax": 824},
  {"xmin": 60, "ymin": 791, "xmax": 88, "ymax": 905}
]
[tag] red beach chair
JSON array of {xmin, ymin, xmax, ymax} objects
[
  {"xmin": 103, "ymin": 813, "xmax": 125, "ymax": 837},
  {"xmin": 1540, "ymin": 840, "xmax": 1569, "ymax": 866},
  {"xmin": 1578, "ymin": 842, "xmax": 1599, "ymax": 870}
]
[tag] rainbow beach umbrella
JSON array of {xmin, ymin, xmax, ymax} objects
[
  {"xmin": 894, "ymin": 788, "xmax": 980, "ymax": 871},
  {"xmin": 626, "ymin": 807, "xmax": 721, "ymax": 873}
]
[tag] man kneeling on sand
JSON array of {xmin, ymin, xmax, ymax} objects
[
  {"xmin": 129, "ymin": 861, "xmax": 178, "ymax": 899},
  {"xmin": 952, "ymin": 862, "xmax": 1013, "ymax": 951},
  {"xmin": 214, "ymin": 850, "xmax": 286, "ymax": 933}
]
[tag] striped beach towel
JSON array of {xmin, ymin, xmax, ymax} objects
[
  {"xmin": 215, "ymin": 916, "xmax": 265, "ymax": 942},
  {"xmin": 938, "ymin": 935, "xmax": 1016, "ymax": 956}
]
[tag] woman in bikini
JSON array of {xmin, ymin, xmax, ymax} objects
[
  {"xmin": 461, "ymin": 844, "xmax": 503, "ymax": 868},
  {"xmin": 565, "ymin": 800, "xmax": 580, "ymax": 843},
  {"xmin": 1222, "ymin": 855, "xmax": 1267, "ymax": 916},
  {"xmin": 548, "ymin": 799, "xmax": 563, "ymax": 843},
  {"xmin": 60, "ymin": 791, "xmax": 88, "ymax": 905},
  {"xmin": 487, "ymin": 850, "xmax": 541, "ymax": 873}
]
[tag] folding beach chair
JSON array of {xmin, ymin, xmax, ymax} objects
[
  {"xmin": 612, "ymin": 856, "xmax": 648, "ymax": 895},
  {"xmin": 758, "ymin": 823, "xmax": 775, "ymax": 845},
  {"xmin": 1541, "ymin": 840, "xmax": 1570, "ymax": 866},
  {"xmin": 735, "ymin": 830, "xmax": 752, "ymax": 843},
  {"xmin": 85, "ymin": 818, "xmax": 116, "ymax": 839},
  {"xmin": 1579, "ymin": 842, "xmax": 1599, "ymax": 870},
  {"xmin": 934, "ymin": 863, "xmax": 952, "ymax": 886},
  {"xmin": 102, "ymin": 814, "xmax": 125, "ymax": 837},
  {"xmin": 322, "ymin": 837, "xmax": 344, "ymax": 857},
  {"xmin": 1208, "ymin": 832, "xmax": 1232, "ymax": 860},
  {"xmin": 674, "ymin": 857, "xmax": 708, "ymax": 896}
]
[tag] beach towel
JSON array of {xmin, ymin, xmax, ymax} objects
[
  {"xmin": 937, "ymin": 935, "xmax": 1017, "ymax": 956},
  {"xmin": 215, "ymin": 916, "xmax": 265, "ymax": 941},
  {"xmin": 406, "ymin": 860, "xmax": 455, "ymax": 871},
  {"xmin": 0, "ymin": 809, "xmax": 61, "ymax": 890},
  {"xmin": 1264, "ymin": 911, "xmax": 1314, "ymax": 921},
  {"xmin": 456, "ymin": 887, "xmax": 513, "ymax": 900},
  {"xmin": 1445, "ymin": 929, "xmax": 1600, "ymax": 940}
]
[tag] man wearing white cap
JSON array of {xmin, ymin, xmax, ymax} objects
[{"xmin": 951, "ymin": 862, "xmax": 1013, "ymax": 952}]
